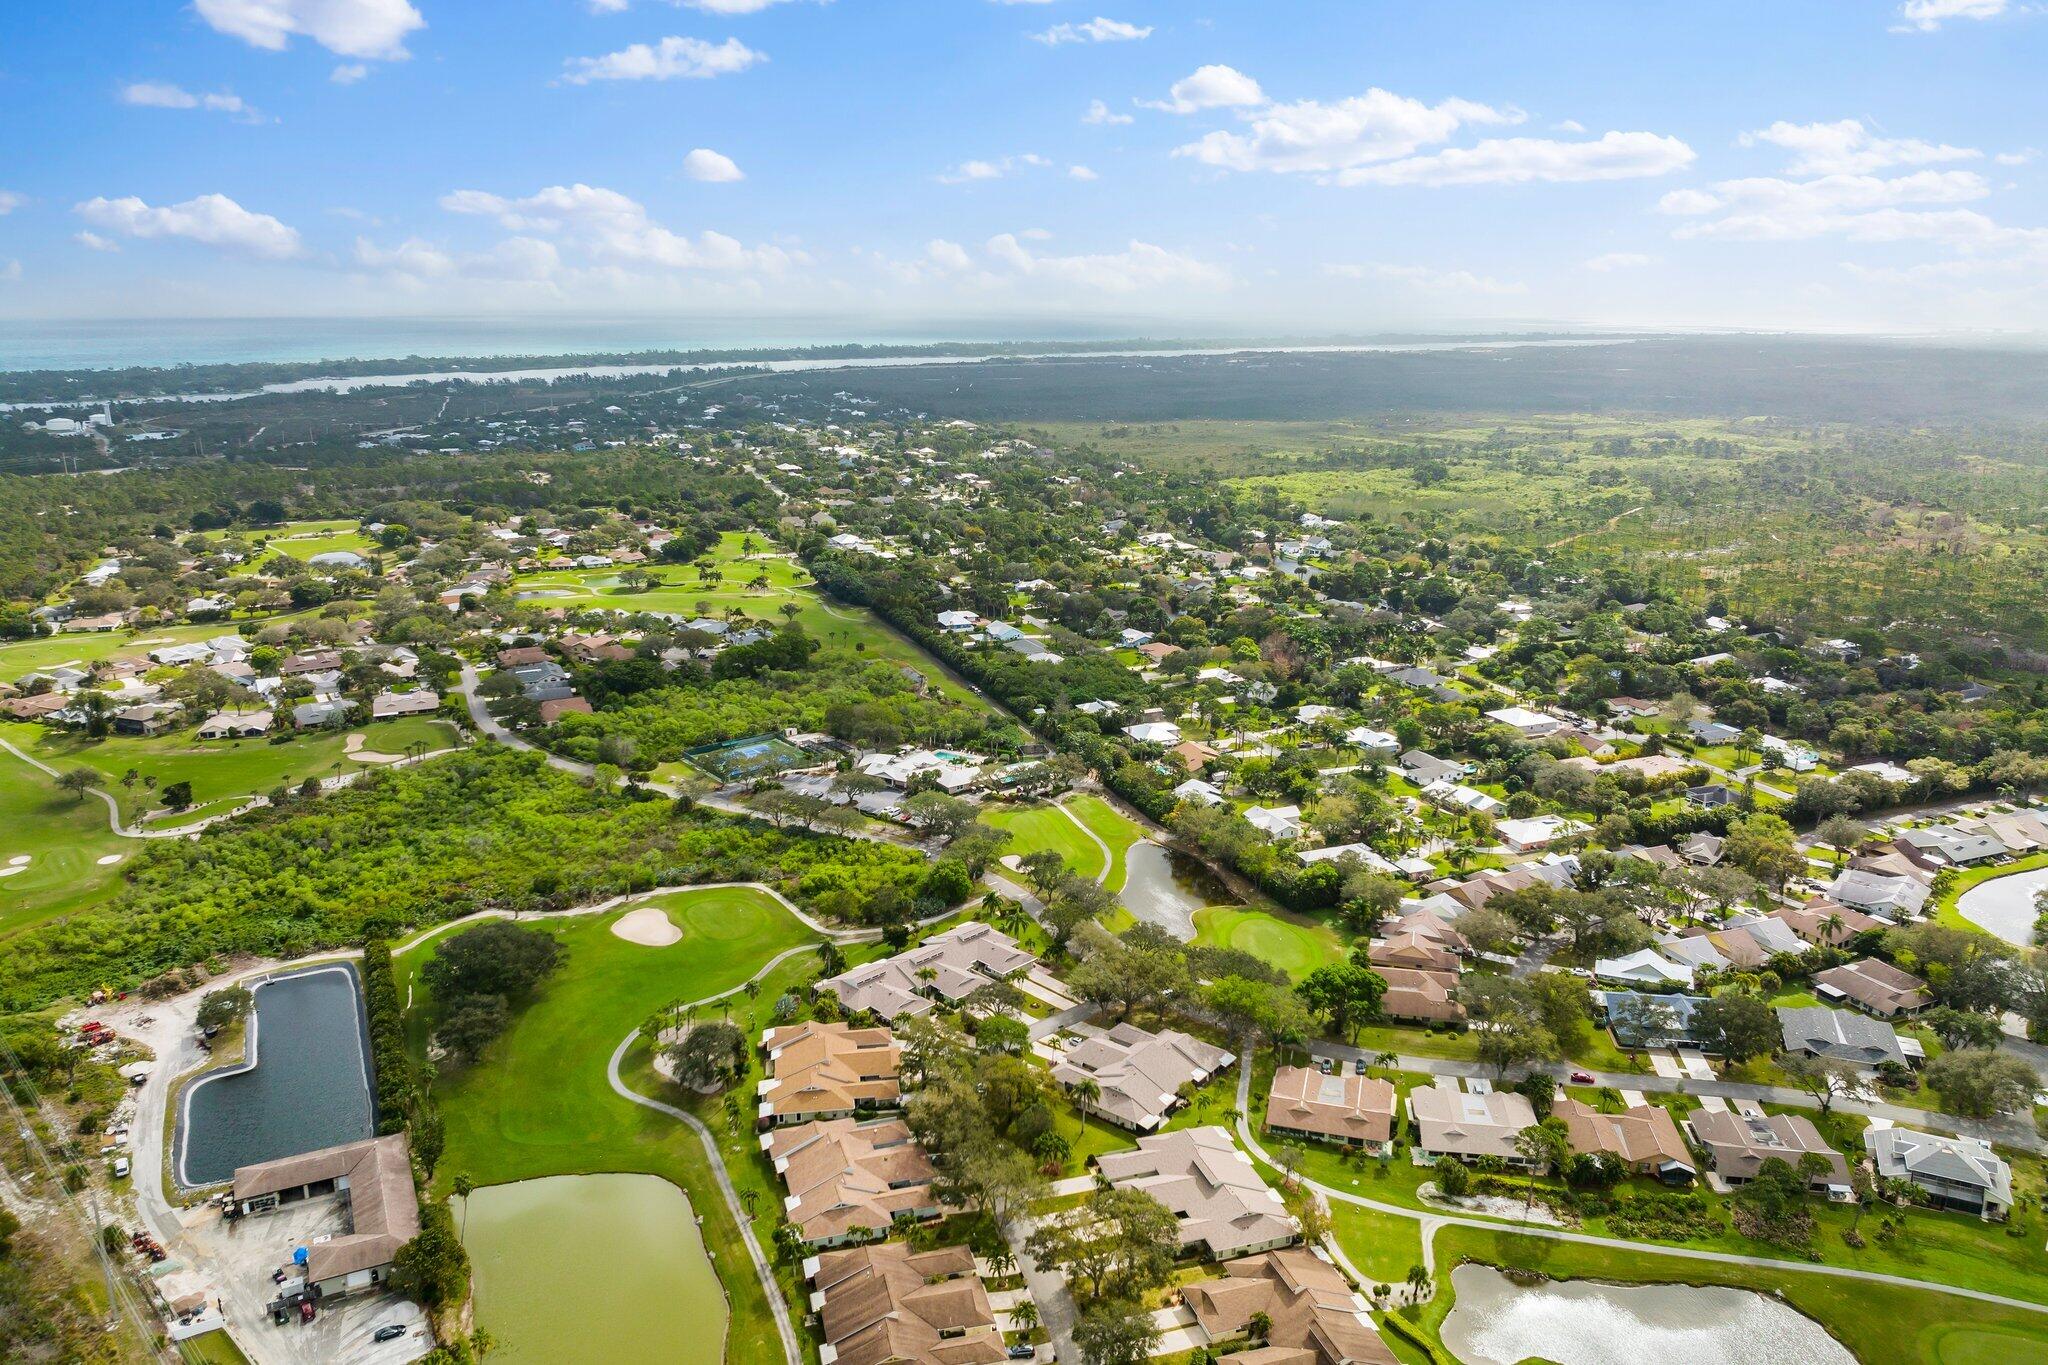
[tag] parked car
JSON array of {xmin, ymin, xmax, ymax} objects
[
  {"xmin": 1316, "ymin": 1057, "xmax": 1335, "ymax": 1074},
  {"xmin": 373, "ymin": 1324, "xmax": 407, "ymax": 1343},
  {"xmin": 111, "ymin": 1157, "xmax": 130, "ymax": 1179},
  {"xmin": 1569, "ymin": 1070, "xmax": 1594, "ymax": 1084},
  {"xmin": 1352, "ymin": 1057, "xmax": 1367, "ymax": 1075}
]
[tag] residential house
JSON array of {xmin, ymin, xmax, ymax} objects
[
  {"xmin": 1772, "ymin": 900, "xmax": 1883, "ymax": 948},
  {"xmin": 1170, "ymin": 739, "xmax": 1219, "ymax": 772},
  {"xmin": 762, "ymin": 1117, "xmax": 942, "ymax": 1247},
  {"xmin": 538, "ymin": 697, "xmax": 593, "ymax": 724},
  {"xmin": 1265, "ymin": 1067, "xmax": 1398, "ymax": 1153},
  {"xmin": 1485, "ymin": 706, "xmax": 1562, "ymax": 738},
  {"xmin": 1777, "ymin": 1005, "xmax": 1911, "ymax": 1070},
  {"xmin": 1095, "ymin": 1127, "xmax": 1299, "ymax": 1260},
  {"xmin": 1865, "ymin": 1128, "xmax": 2013, "ymax": 1219},
  {"xmin": 1687, "ymin": 1110, "xmax": 1850, "ymax": 1193},
  {"xmin": 1182, "ymin": 1249, "xmax": 1398, "ymax": 1365},
  {"xmin": 1812, "ymin": 959, "xmax": 1932, "ymax": 1018},
  {"xmin": 1399, "ymin": 750, "xmax": 1462, "ymax": 786},
  {"xmin": 1345, "ymin": 726, "xmax": 1401, "ymax": 752},
  {"xmin": 1420, "ymin": 779, "xmax": 1501, "ymax": 815},
  {"xmin": 820, "ymin": 923, "xmax": 1035, "ymax": 1019},
  {"xmin": 1368, "ymin": 931, "xmax": 1459, "ymax": 975},
  {"xmin": 1896, "ymin": 826, "xmax": 2008, "ymax": 867},
  {"xmin": 1376, "ymin": 968, "xmax": 1466, "ymax": 1026},
  {"xmin": 757, "ymin": 1022, "xmax": 902, "ymax": 1127},
  {"xmin": 1123, "ymin": 721, "xmax": 1182, "ymax": 746},
  {"xmin": 1495, "ymin": 815, "xmax": 1587, "ymax": 853},
  {"xmin": 1595, "ymin": 992, "xmax": 1715, "ymax": 1052},
  {"xmin": 112, "ymin": 702, "xmax": 180, "ymax": 736},
  {"xmin": 1050, "ymin": 1023, "xmax": 1233, "ymax": 1132},
  {"xmin": 1408, "ymin": 1084, "xmax": 1538, "ymax": 1166},
  {"xmin": 1826, "ymin": 869, "xmax": 1931, "ymax": 920},
  {"xmin": 1552, "ymin": 1097, "xmax": 1695, "ymax": 1183},
  {"xmin": 1593, "ymin": 949, "xmax": 1693, "ymax": 989},
  {"xmin": 806, "ymin": 1243, "xmax": 1005, "ymax": 1365},
  {"xmin": 370, "ymin": 690, "xmax": 440, "ymax": 719},
  {"xmin": 197, "ymin": 709, "xmax": 272, "ymax": 740},
  {"xmin": 1244, "ymin": 805, "xmax": 1305, "ymax": 840},
  {"xmin": 1172, "ymin": 778, "xmax": 1225, "ymax": 808},
  {"xmin": 279, "ymin": 649, "xmax": 342, "ymax": 677},
  {"xmin": 291, "ymin": 699, "xmax": 356, "ymax": 730}
]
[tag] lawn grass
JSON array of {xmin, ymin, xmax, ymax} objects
[
  {"xmin": 261, "ymin": 526, "xmax": 375, "ymax": 563},
  {"xmin": 176, "ymin": 1329, "xmax": 252, "ymax": 1365},
  {"xmin": 1401, "ymin": 1223, "xmax": 2048, "ymax": 1365},
  {"xmin": 0, "ymin": 622, "xmax": 227, "ymax": 678},
  {"xmin": 0, "ymin": 743, "xmax": 131, "ymax": 935},
  {"xmin": 1327, "ymin": 1203, "xmax": 1428, "ymax": 1287},
  {"xmin": 1191, "ymin": 905, "xmax": 1347, "ymax": 982},
  {"xmin": 1063, "ymin": 793, "xmax": 1146, "ymax": 892},
  {"xmin": 400, "ymin": 887, "xmax": 822, "ymax": 1365},
  {"xmin": 1, "ymin": 716, "xmax": 459, "ymax": 823},
  {"xmin": 983, "ymin": 802, "xmax": 1106, "ymax": 884}
]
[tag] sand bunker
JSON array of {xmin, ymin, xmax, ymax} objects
[
  {"xmin": 342, "ymin": 732, "xmax": 408, "ymax": 764},
  {"xmin": 0, "ymin": 866, "xmax": 22, "ymax": 878},
  {"xmin": 97, "ymin": 854, "xmax": 125, "ymax": 866},
  {"xmin": 611, "ymin": 905, "xmax": 682, "ymax": 947},
  {"xmin": 7, "ymin": 855, "xmax": 29, "ymax": 866}
]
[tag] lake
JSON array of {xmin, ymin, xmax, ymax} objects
[
  {"xmin": 1440, "ymin": 1264, "xmax": 1853, "ymax": 1365},
  {"xmin": 1119, "ymin": 840, "xmax": 1232, "ymax": 940},
  {"xmin": 176, "ymin": 964, "xmax": 376, "ymax": 1188},
  {"xmin": 459, "ymin": 1173, "xmax": 727, "ymax": 1364},
  {"xmin": 1956, "ymin": 864, "xmax": 2048, "ymax": 947}
]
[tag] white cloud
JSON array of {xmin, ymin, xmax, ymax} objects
[
  {"xmin": 331, "ymin": 64, "xmax": 369, "ymax": 84},
  {"xmin": 563, "ymin": 36, "xmax": 766, "ymax": 84},
  {"xmin": 439, "ymin": 182, "xmax": 796, "ymax": 273},
  {"xmin": 74, "ymin": 193, "xmax": 303, "ymax": 259},
  {"xmin": 589, "ymin": 0, "xmax": 631, "ymax": 10},
  {"xmin": 1142, "ymin": 64, "xmax": 1264, "ymax": 115},
  {"xmin": 1584, "ymin": 251, "xmax": 1655, "ymax": 271},
  {"xmin": 1740, "ymin": 119, "xmax": 1978, "ymax": 175},
  {"xmin": 1033, "ymin": 17, "xmax": 1152, "ymax": 45},
  {"xmin": 1324, "ymin": 262, "xmax": 1527, "ymax": 294},
  {"xmin": 1662, "ymin": 169, "xmax": 1993, "ymax": 239},
  {"xmin": 683, "ymin": 0, "xmax": 814, "ymax": 11},
  {"xmin": 1068, "ymin": 165, "xmax": 1099, "ymax": 181},
  {"xmin": 1995, "ymin": 149, "xmax": 2037, "ymax": 165},
  {"xmin": 354, "ymin": 235, "xmax": 562, "ymax": 283},
  {"xmin": 683, "ymin": 148, "xmax": 745, "ymax": 182},
  {"xmin": 936, "ymin": 154, "xmax": 1050, "ymax": 184},
  {"xmin": 0, "ymin": 191, "xmax": 22, "ymax": 216},
  {"xmin": 1895, "ymin": 0, "xmax": 2009, "ymax": 31},
  {"xmin": 0, "ymin": 260, "xmax": 18, "ymax": 282},
  {"xmin": 194, "ymin": 0, "xmax": 423, "ymax": 60},
  {"xmin": 1175, "ymin": 89, "xmax": 1524, "ymax": 175},
  {"xmin": 120, "ymin": 82, "xmax": 262, "ymax": 120},
  {"xmin": 1332, "ymin": 131, "xmax": 1693, "ymax": 187},
  {"xmin": 984, "ymin": 233, "xmax": 1227, "ymax": 292},
  {"xmin": 1553, "ymin": 119, "xmax": 1587, "ymax": 134},
  {"xmin": 926, "ymin": 239, "xmax": 973, "ymax": 271},
  {"xmin": 1084, "ymin": 99, "xmax": 1133, "ymax": 126},
  {"xmin": 75, "ymin": 231, "xmax": 120, "ymax": 252}
]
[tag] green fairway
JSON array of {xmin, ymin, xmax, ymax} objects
[
  {"xmin": 985, "ymin": 801, "xmax": 1107, "ymax": 883},
  {"xmin": 0, "ymin": 747, "xmax": 130, "ymax": 935},
  {"xmin": 1064, "ymin": 793, "xmax": 1146, "ymax": 891},
  {"xmin": 0, "ymin": 622, "xmax": 226, "ymax": 679},
  {"xmin": 401, "ymin": 887, "xmax": 820, "ymax": 1365},
  {"xmin": 1192, "ymin": 905, "xmax": 1346, "ymax": 980},
  {"xmin": 1, "ymin": 716, "xmax": 459, "ymax": 824},
  {"xmin": 258, "ymin": 521, "xmax": 375, "ymax": 562}
]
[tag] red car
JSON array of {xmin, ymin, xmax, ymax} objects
[{"xmin": 1569, "ymin": 1070, "xmax": 1594, "ymax": 1084}]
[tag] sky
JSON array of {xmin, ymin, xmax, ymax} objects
[{"xmin": 0, "ymin": 0, "xmax": 2044, "ymax": 337}]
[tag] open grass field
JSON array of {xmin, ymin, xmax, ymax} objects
[
  {"xmin": 513, "ymin": 530, "xmax": 994, "ymax": 713},
  {"xmin": 1, "ymin": 716, "xmax": 459, "ymax": 823},
  {"xmin": 0, "ymin": 622, "xmax": 226, "ymax": 679},
  {"xmin": 984, "ymin": 801, "xmax": 1107, "ymax": 883},
  {"xmin": 261, "ymin": 527, "xmax": 375, "ymax": 563},
  {"xmin": 1191, "ymin": 905, "xmax": 1346, "ymax": 981},
  {"xmin": 1064, "ymin": 793, "xmax": 1146, "ymax": 892},
  {"xmin": 0, "ymin": 746, "xmax": 131, "ymax": 935},
  {"xmin": 400, "ymin": 887, "xmax": 822, "ymax": 1365},
  {"xmin": 1403, "ymin": 1223, "xmax": 2048, "ymax": 1365}
]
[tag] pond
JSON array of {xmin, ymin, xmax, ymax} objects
[
  {"xmin": 1118, "ymin": 840, "xmax": 1231, "ymax": 940},
  {"xmin": 1440, "ymin": 1265, "xmax": 1853, "ymax": 1365},
  {"xmin": 176, "ymin": 964, "xmax": 376, "ymax": 1188},
  {"xmin": 459, "ymin": 1173, "xmax": 727, "ymax": 1364},
  {"xmin": 1956, "ymin": 864, "xmax": 2048, "ymax": 947}
]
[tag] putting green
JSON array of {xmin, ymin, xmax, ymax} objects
[{"xmin": 1191, "ymin": 906, "xmax": 1346, "ymax": 980}]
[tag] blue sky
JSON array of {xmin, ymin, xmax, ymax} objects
[{"xmin": 0, "ymin": 0, "xmax": 2043, "ymax": 334}]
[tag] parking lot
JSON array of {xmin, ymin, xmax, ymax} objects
[{"xmin": 180, "ymin": 1194, "xmax": 431, "ymax": 1365}]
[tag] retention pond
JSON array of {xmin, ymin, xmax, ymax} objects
[
  {"xmin": 176, "ymin": 964, "xmax": 376, "ymax": 1188},
  {"xmin": 459, "ymin": 1173, "xmax": 727, "ymax": 1363},
  {"xmin": 1439, "ymin": 1264, "xmax": 1853, "ymax": 1365}
]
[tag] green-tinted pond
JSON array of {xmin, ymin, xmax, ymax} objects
[{"xmin": 459, "ymin": 1173, "xmax": 727, "ymax": 1363}]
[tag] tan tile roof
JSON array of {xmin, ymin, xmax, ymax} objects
[
  {"xmin": 1096, "ymin": 1126, "xmax": 1297, "ymax": 1259},
  {"xmin": 1408, "ymin": 1084, "xmax": 1536, "ymax": 1161},
  {"xmin": 812, "ymin": 1243, "xmax": 1005, "ymax": 1365},
  {"xmin": 1813, "ymin": 958, "xmax": 1931, "ymax": 1017},
  {"xmin": 764, "ymin": 1117, "xmax": 939, "ymax": 1244},
  {"xmin": 1376, "ymin": 968, "xmax": 1465, "ymax": 1024},
  {"xmin": 1184, "ymin": 1249, "xmax": 1397, "ymax": 1365},
  {"xmin": 1051, "ymin": 1023, "xmax": 1232, "ymax": 1131},
  {"xmin": 1553, "ymin": 1097, "xmax": 1693, "ymax": 1172},
  {"xmin": 759, "ymin": 1021, "xmax": 901, "ymax": 1121},
  {"xmin": 1264, "ymin": 1067, "xmax": 1396, "ymax": 1146},
  {"xmin": 1687, "ymin": 1109, "xmax": 1850, "ymax": 1187}
]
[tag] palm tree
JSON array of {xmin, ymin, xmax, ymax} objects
[
  {"xmin": 1405, "ymin": 1263, "xmax": 1432, "ymax": 1303},
  {"xmin": 1071, "ymin": 1079, "xmax": 1101, "ymax": 1137},
  {"xmin": 1247, "ymin": 1310, "xmax": 1272, "ymax": 1343},
  {"xmin": 1010, "ymin": 1300, "xmax": 1039, "ymax": 1334},
  {"xmin": 452, "ymin": 1173, "xmax": 475, "ymax": 1240}
]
